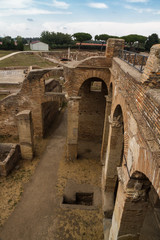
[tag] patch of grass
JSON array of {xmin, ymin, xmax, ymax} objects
[
  {"xmin": 0, "ymin": 94, "xmax": 7, "ymax": 100},
  {"xmin": 0, "ymin": 50, "xmax": 16, "ymax": 58},
  {"xmin": 0, "ymin": 53, "xmax": 58, "ymax": 68},
  {"xmin": 0, "ymin": 137, "xmax": 48, "ymax": 227}
]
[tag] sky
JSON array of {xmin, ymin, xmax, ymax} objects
[{"xmin": 0, "ymin": 0, "xmax": 160, "ymax": 38}]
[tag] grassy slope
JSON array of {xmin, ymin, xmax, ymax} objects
[
  {"xmin": 0, "ymin": 52, "xmax": 57, "ymax": 68},
  {"xmin": 0, "ymin": 51, "xmax": 16, "ymax": 58}
]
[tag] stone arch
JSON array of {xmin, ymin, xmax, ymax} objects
[
  {"xmin": 64, "ymin": 67, "xmax": 110, "ymax": 97},
  {"xmin": 77, "ymin": 77, "xmax": 108, "ymax": 159},
  {"xmin": 109, "ymin": 170, "xmax": 160, "ymax": 240}
]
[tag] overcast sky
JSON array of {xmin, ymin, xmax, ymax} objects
[{"xmin": 0, "ymin": 0, "xmax": 160, "ymax": 38}]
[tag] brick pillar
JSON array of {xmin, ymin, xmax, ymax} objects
[
  {"xmin": 105, "ymin": 38, "xmax": 125, "ymax": 67},
  {"xmin": 102, "ymin": 116, "xmax": 123, "ymax": 239},
  {"xmin": 104, "ymin": 116, "xmax": 123, "ymax": 192},
  {"xmin": 109, "ymin": 173, "xmax": 150, "ymax": 240},
  {"xmin": 67, "ymin": 96, "xmax": 81, "ymax": 161},
  {"xmin": 141, "ymin": 44, "xmax": 160, "ymax": 87},
  {"xmin": 16, "ymin": 110, "xmax": 34, "ymax": 160},
  {"xmin": 101, "ymin": 95, "xmax": 112, "ymax": 165}
]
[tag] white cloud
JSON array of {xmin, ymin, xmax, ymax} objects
[
  {"xmin": 125, "ymin": 4, "xmax": 160, "ymax": 14},
  {"xmin": 0, "ymin": 20, "xmax": 160, "ymax": 38},
  {"xmin": 126, "ymin": 0, "xmax": 148, "ymax": 2},
  {"xmin": 125, "ymin": 5, "xmax": 153, "ymax": 13},
  {"xmin": 42, "ymin": 21, "xmax": 160, "ymax": 38},
  {"xmin": 88, "ymin": 3, "xmax": 108, "ymax": 9},
  {"xmin": 52, "ymin": 0, "xmax": 69, "ymax": 9},
  {"xmin": 0, "ymin": 0, "xmax": 32, "ymax": 8},
  {"xmin": 0, "ymin": 8, "xmax": 72, "ymax": 16}
]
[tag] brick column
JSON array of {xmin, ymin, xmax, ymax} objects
[
  {"xmin": 101, "ymin": 95, "xmax": 112, "ymax": 165},
  {"xmin": 104, "ymin": 116, "xmax": 123, "ymax": 192},
  {"xmin": 105, "ymin": 38, "xmax": 125, "ymax": 67},
  {"xmin": 102, "ymin": 115, "xmax": 124, "ymax": 239},
  {"xmin": 109, "ymin": 173, "xmax": 150, "ymax": 240},
  {"xmin": 16, "ymin": 110, "xmax": 34, "ymax": 160},
  {"xmin": 66, "ymin": 96, "xmax": 81, "ymax": 161}
]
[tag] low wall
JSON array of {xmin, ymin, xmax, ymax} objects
[{"xmin": 0, "ymin": 143, "xmax": 20, "ymax": 176}]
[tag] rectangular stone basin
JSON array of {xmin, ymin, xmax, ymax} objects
[{"xmin": 0, "ymin": 143, "xmax": 20, "ymax": 176}]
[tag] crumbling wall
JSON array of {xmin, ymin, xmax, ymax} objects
[{"xmin": 0, "ymin": 67, "xmax": 64, "ymax": 138}]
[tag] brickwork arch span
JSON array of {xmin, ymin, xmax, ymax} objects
[
  {"xmin": 64, "ymin": 68, "xmax": 110, "ymax": 97},
  {"xmin": 78, "ymin": 77, "xmax": 108, "ymax": 96},
  {"xmin": 109, "ymin": 170, "xmax": 160, "ymax": 239}
]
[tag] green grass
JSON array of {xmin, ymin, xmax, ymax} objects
[
  {"xmin": 0, "ymin": 53, "xmax": 58, "ymax": 68},
  {"xmin": 0, "ymin": 50, "xmax": 16, "ymax": 58},
  {"xmin": 0, "ymin": 94, "xmax": 7, "ymax": 100}
]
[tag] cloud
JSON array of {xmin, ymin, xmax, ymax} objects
[
  {"xmin": 52, "ymin": 0, "xmax": 69, "ymax": 9},
  {"xmin": 88, "ymin": 3, "xmax": 108, "ymax": 9},
  {"xmin": 126, "ymin": 0, "xmax": 148, "ymax": 2},
  {"xmin": 0, "ymin": 20, "xmax": 160, "ymax": 38},
  {"xmin": 0, "ymin": 8, "xmax": 72, "ymax": 16},
  {"xmin": 27, "ymin": 18, "xmax": 34, "ymax": 22},
  {"xmin": 124, "ymin": 5, "xmax": 159, "ymax": 14},
  {"xmin": 0, "ymin": 0, "xmax": 32, "ymax": 8},
  {"xmin": 42, "ymin": 21, "xmax": 160, "ymax": 37}
]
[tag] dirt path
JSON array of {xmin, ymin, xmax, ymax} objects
[
  {"xmin": 0, "ymin": 110, "xmax": 67, "ymax": 240},
  {"xmin": 0, "ymin": 109, "xmax": 103, "ymax": 240}
]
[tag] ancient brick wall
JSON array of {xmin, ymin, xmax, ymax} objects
[
  {"xmin": 112, "ymin": 58, "xmax": 160, "ymax": 145},
  {"xmin": 64, "ymin": 56, "xmax": 111, "ymax": 97},
  {"xmin": 110, "ymin": 57, "xmax": 160, "ymax": 196},
  {"xmin": 41, "ymin": 50, "xmax": 104, "ymax": 61},
  {"xmin": 41, "ymin": 101, "xmax": 59, "ymax": 136},
  {"xmin": 78, "ymin": 79, "xmax": 107, "ymax": 142},
  {"xmin": 0, "ymin": 68, "xmax": 64, "ymax": 138}
]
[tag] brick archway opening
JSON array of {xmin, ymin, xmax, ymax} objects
[
  {"xmin": 77, "ymin": 77, "xmax": 108, "ymax": 159},
  {"xmin": 109, "ymin": 171, "xmax": 160, "ymax": 240}
]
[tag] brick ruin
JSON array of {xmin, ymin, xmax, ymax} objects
[
  {"xmin": 64, "ymin": 39, "xmax": 160, "ymax": 239},
  {"xmin": 0, "ymin": 39, "xmax": 160, "ymax": 239}
]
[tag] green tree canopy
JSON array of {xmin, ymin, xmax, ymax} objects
[
  {"xmin": 16, "ymin": 36, "xmax": 24, "ymax": 51},
  {"xmin": 72, "ymin": 32, "xmax": 92, "ymax": 42},
  {"xmin": 40, "ymin": 31, "xmax": 72, "ymax": 46},
  {"xmin": 95, "ymin": 34, "xmax": 118, "ymax": 41},
  {"xmin": 145, "ymin": 33, "xmax": 159, "ymax": 51},
  {"xmin": 121, "ymin": 34, "xmax": 147, "ymax": 44}
]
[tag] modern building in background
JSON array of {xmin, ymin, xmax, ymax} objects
[{"xmin": 30, "ymin": 41, "xmax": 49, "ymax": 51}]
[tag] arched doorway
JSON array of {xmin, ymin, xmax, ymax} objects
[
  {"xmin": 109, "ymin": 171, "xmax": 160, "ymax": 240},
  {"xmin": 77, "ymin": 77, "xmax": 108, "ymax": 159}
]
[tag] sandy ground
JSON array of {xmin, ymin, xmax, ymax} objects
[{"xmin": 0, "ymin": 109, "xmax": 104, "ymax": 240}]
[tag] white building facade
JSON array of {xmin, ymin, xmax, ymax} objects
[{"xmin": 30, "ymin": 41, "xmax": 49, "ymax": 51}]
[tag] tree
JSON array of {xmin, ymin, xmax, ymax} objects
[
  {"xmin": 2, "ymin": 36, "xmax": 13, "ymax": 50},
  {"xmin": 145, "ymin": 33, "xmax": 159, "ymax": 51},
  {"xmin": 121, "ymin": 34, "xmax": 147, "ymax": 45},
  {"xmin": 40, "ymin": 31, "xmax": 53, "ymax": 45},
  {"xmin": 95, "ymin": 34, "xmax": 118, "ymax": 41},
  {"xmin": 16, "ymin": 36, "xmax": 24, "ymax": 51},
  {"xmin": 40, "ymin": 31, "xmax": 72, "ymax": 47},
  {"xmin": 72, "ymin": 32, "xmax": 92, "ymax": 43}
]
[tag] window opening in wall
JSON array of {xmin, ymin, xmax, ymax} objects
[
  {"xmin": 63, "ymin": 192, "xmax": 94, "ymax": 206},
  {"xmin": 90, "ymin": 81, "xmax": 102, "ymax": 92}
]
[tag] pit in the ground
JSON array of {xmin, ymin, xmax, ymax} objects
[{"xmin": 63, "ymin": 192, "xmax": 94, "ymax": 206}]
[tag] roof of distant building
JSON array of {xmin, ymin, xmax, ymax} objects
[{"xmin": 30, "ymin": 41, "xmax": 48, "ymax": 45}]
